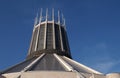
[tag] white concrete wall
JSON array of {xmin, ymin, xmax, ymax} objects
[
  {"xmin": 2, "ymin": 71, "xmax": 120, "ymax": 78},
  {"xmin": 106, "ymin": 73, "xmax": 120, "ymax": 78}
]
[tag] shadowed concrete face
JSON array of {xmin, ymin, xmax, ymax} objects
[{"xmin": 0, "ymin": 75, "xmax": 6, "ymax": 78}]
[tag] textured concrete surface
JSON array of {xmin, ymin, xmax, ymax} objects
[
  {"xmin": 21, "ymin": 71, "xmax": 77, "ymax": 78},
  {"xmin": 2, "ymin": 72, "xmax": 20, "ymax": 78},
  {"xmin": 106, "ymin": 73, "xmax": 120, "ymax": 78},
  {"xmin": 2, "ymin": 71, "xmax": 120, "ymax": 78}
]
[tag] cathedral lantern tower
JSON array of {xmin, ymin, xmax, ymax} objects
[{"xmin": 27, "ymin": 9, "xmax": 71, "ymax": 59}]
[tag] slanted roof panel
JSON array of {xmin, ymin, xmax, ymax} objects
[
  {"xmin": 62, "ymin": 56, "xmax": 102, "ymax": 74},
  {"xmin": 29, "ymin": 54, "xmax": 66, "ymax": 71},
  {"xmin": 2, "ymin": 57, "xmax": 36, "ymax": 73}
]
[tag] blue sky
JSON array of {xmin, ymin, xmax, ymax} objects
[{"xmin": 0, "ymin": 0, "xmax": 120, "ymax": 74}]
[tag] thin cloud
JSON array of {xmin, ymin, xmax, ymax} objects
[
  {"xmin": 94, "ymin": 61, "xmax": 115, "ymax": 73},
  {"xmin": 81, "ymin": 42, "xmax": 120, "ymax": 73},
  {"xmin": 93, "ymin": 60, "xmax": 120, "ymax": 73}
]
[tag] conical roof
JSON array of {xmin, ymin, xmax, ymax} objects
[
  {"xmin": 1, "ymin": 53, "xmax": 102, "ymax": 74},
  {"xmin": 1, "ymin": 54, "xmax": 103, "ymax": 78}
]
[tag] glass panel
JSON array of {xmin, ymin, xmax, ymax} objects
[
  {"xmin": 55, "ymin": 24, "xmax": 61, "ymax": 50},
  {"xmin": 61, "ymin": 27, "xmax": 68, "ymax": 51},
  {"xmin": 46, "ymin": 23, "xmax": 53, "ymax": 49},
  {"xmin": 37, "ymin": 24, "xmax": 45, "ymax": 50}
]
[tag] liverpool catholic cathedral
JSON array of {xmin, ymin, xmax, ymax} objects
[{"xmin": 0, "ymin": 9, "xmax": 120, "ymax": 78}]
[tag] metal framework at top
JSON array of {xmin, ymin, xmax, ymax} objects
[{"xmin": 34, "ymin": 8, "xmax": 66, "ymax": 28}]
